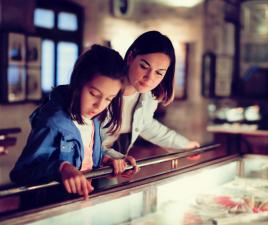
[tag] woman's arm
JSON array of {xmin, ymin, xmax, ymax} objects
[
  {"xmin": 100, "ymin": 123, "xmax": 125, "ymax": 159},
  {"xmin": 140, "ymin": 118, "xmax": 193, "ymax": 149},
  {"xmin": 139, "ymin": 96, "xmax": 199, "ymax": 149}
]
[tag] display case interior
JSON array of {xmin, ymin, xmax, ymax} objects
[{"xmin": 2, "ymin": 146, "xmax": 268, "ymax": 225}]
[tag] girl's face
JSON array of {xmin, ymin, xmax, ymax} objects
[
  {"xmin": 127, "ymin": 52, "xmax": 170, "ymax": 93},
  {"xmin": 80, "ymin": 75, "xmax": 121, "ymax": 118}
]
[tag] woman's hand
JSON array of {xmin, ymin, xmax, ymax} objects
[
  {"xmin": 102, "ymin": 156, "xmax": 127, "ymax": 175},
  {"xmin": 185, "ymin": 141, "xmax": 200, "ymax": 149},
  {"xmin": 102, "ymin": 155, "xmax": 140, "ymax": 177},
  {"xmin": 185, "ymin": 141, "xmax": 201, "ymax": 161},
  {"xmin": 60, "ymin": 163, "xmax": 94, "ymax": 200},
  {"xmin": 121, "ymin": 155, "xmax": 140, "ymax": 178}
]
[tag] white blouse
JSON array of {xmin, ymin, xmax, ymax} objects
[{"xmin": 120, "ymin": 92, "xmax": 139, "ymax": 134}]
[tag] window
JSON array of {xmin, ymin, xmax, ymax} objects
[
  {"xmin": 34, "ymin": 9, "xmax": 55, "ymax": 29},
  {"xmin": 34, "ymin": 0, "xmax": 83, "ymax": 94},
  {"xmin": 58, "ymin": 12, "xmax": 78, "ymax": 31},
  {"xmin": 57, "ymin": 42, "xmax": 78, "ymax": 85},
  {"xmin": 41, "ymin": 40, "xmax": 54, "ymax": 92}
]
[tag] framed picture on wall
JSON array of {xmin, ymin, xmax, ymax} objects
[
  {"xmin": 27, "ymin": 36, "xmax": 41, "ymax": 66},
  {"xmin": 8, "ymin": 33, "xmax": 26, "ymax": 65},
  {"xmin": 215, "ymin": 55, "xmax": 233, "ymax": 97},
  {"xmin": 243, "ymin": 2, "xmax": 268, "ymax": 37},
  {"xmin": 111, "ymin": 0, "xmax": 133, "ymax": 17},
  {"xmin": 242, "ymin": 43, "xmax": 268, "ymax": 64},
  {"xmin": 26, "ymin": 68, "xmax": 42, "ymax": 100},
  {"xmin": 201, "ymin": 52, "xmax": 216, "ymax": 97},
  {"xmin": 7, "ymin": 65, "xmax": 26, "ymax": 102},
  {"xmin": 174, "ymin": 43, "xmax": 189, "ymax": 100}
]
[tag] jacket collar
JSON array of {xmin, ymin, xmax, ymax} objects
[{"xmin": 137, "ymin": 92, "xmax": 155, "ymax": 108}]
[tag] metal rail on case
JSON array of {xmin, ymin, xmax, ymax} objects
[{"xmin": 0, "ymin": 143, "xmax": 220, "ymax": 198}]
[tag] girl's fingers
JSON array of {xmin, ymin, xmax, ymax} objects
[
  {"xmin": 63, "ymin": 180, "xmax": 71, "ymax": 193},
  {"xmin": 69, "ymin": 178, "xmax": 77, "ymax": 194},
  {"xmin": 87, "ymin": 180, "xmax": 94, "ymax": 193},
  {"xmin": 75, "ymin": 176, "xmax": 82, "ymax": 195},
  {"xmin": 81, "ymin": 178, "xmax": 89, "ymax": 200}
]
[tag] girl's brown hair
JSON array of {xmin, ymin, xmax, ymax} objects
[{"xmin": 69, "ymin": 45, "xmax": 124, "ymax": 134}]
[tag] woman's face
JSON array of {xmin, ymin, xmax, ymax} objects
[
  {"xmin": 80, "ymin": 75, "xmax": 121, "ymax": 118},
  {"xmin": 127, "ymin": 52, "xmax": 170, "ymax": 93}
]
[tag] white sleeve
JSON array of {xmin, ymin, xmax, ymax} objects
[
  {"xmin": 103, "ymin": 147, "xmax": 125, "ymax": 159},
  {"xmin": 100, "ymin": 125, "xmax": 125, "ymax": 159},
  {"xmin": 139, "ymin": 98, "xmax": 190, "ymax": 149},
  {"xmin": 140, "ymin": 118, "xmax": 190, "ymax": 149}
]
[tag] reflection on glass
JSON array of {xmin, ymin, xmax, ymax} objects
[
  {"xmin": 58, "ymin": 12, "xmax": 78, "ymax": 31},
  {"xmin": 41, "ymin": 40, "xmax": 55, "ymax": 92},
  {"xmin": 8, "ymin": 33, "xmax": 26, "ymax": 65},
  {"xmin": 7, "ymin": 66, "xmax": 26, "ymax": 101},
  {"xmin": 27, "ymin": 69, "xmax": 42, "ymax": 100},
  {"xmin": 29, "ymin": 193, "xmax": 143, "ymax": 225},
  {"xmin": 27, "ymin": 37, "xmax": 41, "ymax": 66},
  {"xmin": 34, "ymin": 8, "xmax": 55, "ymax": 29},
  {"xmin": 175, "ymin": 43, "xmax": 188, "ymax": 99},
  {"xmin": 12, "ymin": 160, "xmax": 241, "ymax": 225},
  {"xmin": 57, "ymin": 42, "xmax": 78, "ymax": 85}
]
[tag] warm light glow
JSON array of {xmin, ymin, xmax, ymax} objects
[
  {"xmin": 155, "ymin": 0, "xmax": 204, "ymax": 7},
  {"xmin": 157, "ymin": 162, "xmax": 237, "ymax": 206}
]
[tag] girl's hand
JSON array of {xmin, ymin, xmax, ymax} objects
[{"xmin": 60, "ymin": 163, "xmax": 94, "ymax": 200}]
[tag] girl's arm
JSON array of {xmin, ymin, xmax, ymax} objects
[
  {"xmin": 10, "ymin": 126, "xmax": 66, "ymax": 185},
  {"xmin": 60, "ymin": 163, "xmax": 93, "ymax": 200}
]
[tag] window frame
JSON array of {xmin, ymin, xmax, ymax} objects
[{"xmin": 34, "ymin": 0, "xmax": 83, "ymax": 93}]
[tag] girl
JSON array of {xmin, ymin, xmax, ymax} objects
[
  {"xmin": 10, "ymin": 45, "xmax": 126, "ymax": 199},
  {"xmin": 101, "ymin": 31, "xmax": 200, "ymax": 174}
]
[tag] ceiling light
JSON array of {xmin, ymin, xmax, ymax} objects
[{"xmin": 155, "ymin": 0, "xmax": 204, "ymax": 8}]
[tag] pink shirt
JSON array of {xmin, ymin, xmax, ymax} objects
[
  {"xmin": 73, "ymin": 118, "xmax": 95, "ymax": 172},
  {"xmin": 80, "ymin": 121, "xmax": 95, "ymax": 172}
]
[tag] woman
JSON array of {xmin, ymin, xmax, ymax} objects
[
  {"xmin": 10, "ymin": 45, "xmax": 126, "ymax": 199},
  {"xmin": 101, "ymin": 31, "xmax": 200, "ymax": 174}
]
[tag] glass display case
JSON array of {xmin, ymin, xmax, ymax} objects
[{"xmin": 1, "ymin": 145, "xmax": 268, "ymax": 225}]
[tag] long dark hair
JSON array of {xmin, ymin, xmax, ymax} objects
[
  {"xmin": 125, "ymin": 31, "xmax": 176, "ymax": 106},
  {"xmin": 69, "ymin": 44, "xmax": 124, "ymax": 134}
]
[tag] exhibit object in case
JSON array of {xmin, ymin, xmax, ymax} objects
[{"xmin": 1, "ymin": 145, "xmax": 268, "ymax": 225}]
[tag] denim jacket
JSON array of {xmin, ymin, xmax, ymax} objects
[
  {"xmin": 101, "ymin": 92, "xmax": 190, "ymax": 158},
  {"xmin": 10, "ymin": 86, "xmax": 103, "ymax": 185}
]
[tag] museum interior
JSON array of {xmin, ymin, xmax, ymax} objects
[{"xmin": 1, "ymin": 0, "xmax": 268, "ymax": 224}]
